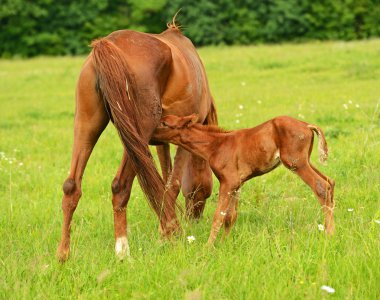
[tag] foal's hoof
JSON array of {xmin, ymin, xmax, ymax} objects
[
  {"xmin": 115, "ymin": 236, "xmax": 130, "ymax": 261},
  {"xmin": 56, "ymin": 247, "xmax": 70, "ymax": 262},
  {"xmin": 325, "ymin": 226, "xmax": 335, "ymax": 236},
  {"xmin": 205, "ymin": 241, "xmax": 216, "ymax": 250}
]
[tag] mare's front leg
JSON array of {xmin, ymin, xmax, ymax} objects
[
  {"xmin": 207, "ymin": 181, "xmax": 239, "ymax": 246},
  {"xmin": 156, "ymin": 144, "xmax": 172, "ymax": 183},
  {"xmin": 162, "ymin": 146, "xmax": 191, "ymax": 202},
  {"xmin": 111, "ymin": 150, "xmax": 136, "ymax": 260},
  {"xmin": 182, "ymin": 154, "xmax": 213, "ymax": 219},
  {"xmin": 57, "ymin": 63, "xmax": 109, "ymax": 262}
]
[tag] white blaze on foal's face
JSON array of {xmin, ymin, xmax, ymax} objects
[{"xmin": 115, "ymin": 236, "xmax": 130, "ymax": 260}]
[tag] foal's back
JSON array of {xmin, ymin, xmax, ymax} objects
[{"xmin": 226, "ymin": 116, "xmax": 315, "ymax": 179}]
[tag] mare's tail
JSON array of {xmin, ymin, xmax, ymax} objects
[
  {"xmin": 91, "ymin": 38, "xmax": 174, "ymax": 221},
  {"xmin": 308, "ymin": 125, "xmax": 328, "ymax": 164},
  {"xmin": 205, "ymin": 96, "xmax": 218, "ymax": 125}
]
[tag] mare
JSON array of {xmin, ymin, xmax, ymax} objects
[
  {"xmin": 57, "ymin": 21, "xmax": 217, "ymax": 262},
  {"xmin": 153, "ymin": 114, "xmax": 335, "ymax": 245}
]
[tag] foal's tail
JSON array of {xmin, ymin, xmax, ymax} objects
[
  {"xmin": 91, "ymin": 38, "xmax": 174, "ymax": 220},
  {"xmin": 308, "ymin": 124, "xmax": 328, "ymax": 164}
]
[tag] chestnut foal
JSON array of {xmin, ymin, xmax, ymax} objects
[{"xmin": 153, "ymin": 114, "xmax": 335, "ymax": 245}]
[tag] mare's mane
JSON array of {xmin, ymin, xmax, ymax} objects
[{"xmin": 167, "ymin": 10, "xmax": 182, "ymax": 31}]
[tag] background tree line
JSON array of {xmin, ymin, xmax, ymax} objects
[{"xmin": 1, "ymin": 0, "xmax": 379, "ymax": 57}]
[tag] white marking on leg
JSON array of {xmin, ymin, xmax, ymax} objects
[{"xmin": 115, "ymin": 236, "xmax": 130, "ymax": 260}]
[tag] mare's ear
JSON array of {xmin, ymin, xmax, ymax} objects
[{"xmin": 184, "ymin": 114, "xmax": 199, "ymax": 127}]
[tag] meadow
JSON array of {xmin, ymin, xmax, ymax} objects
[{"xmin": 0, "ymin": 39, "xmax": 379, "ymax": 299}]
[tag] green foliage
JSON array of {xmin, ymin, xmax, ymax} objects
[
  {"xmin": 0, "ymin": 0, "xmax": 132, "ymax": 57},
  {"xmin": 163, "ymin": 0, "xmax": 380, "ymax": 45},
  {"xmin": 1, "ymin": 0, "xmax": 380, "ymax": 56}
]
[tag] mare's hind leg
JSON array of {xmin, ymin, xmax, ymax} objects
[
  {"xmin": 57, "ymin": 63, "xmax": 109, "ymax": 261},
  {"xmin": 182, "ymin": 154, "xmax": 213, "ymax": 219},
  {"xmin": 111, "ymin": 150, "xmax": 136, "ymax": 260},
  {"xmin": 282, "ymin": 155, "xmax": 335, "ymax": 234}
]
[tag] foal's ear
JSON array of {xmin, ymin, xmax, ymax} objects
[
  {"xmin": 183, "ymin": 114, "xmax": 198, "ymax": 127},
  {"xmin": 160, "ymin": 115, "xmax": 179, "ymax": 128}
]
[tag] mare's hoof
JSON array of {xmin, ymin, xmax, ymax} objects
[{"xmin": 115, "ymin": 236, "xmax": 130, "ymax": 261}]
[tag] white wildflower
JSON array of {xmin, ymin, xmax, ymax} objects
[
  {"xmin": 374, "ymin": 220, "xmax": 380, "ymax": 224},
  {"xmin": 355, "ymin": 104, "xmax": 360, "ymax": 108},
  {"xmin": 41, "ymin": 264, "xmax": 49, "ymax": 271},
  {"xmin": 257, "ymin": 100, "xmax": 262, "ymax": 104},
  {"xmin": 298, "ymin": 113, "xmax": 305, "ymax": 119},
  {"xmin": 348, "ymin": 100, "xmax": 352, "ymax": 104},
  {"xmin": 343, "ymin": 104, "xmax": 348, "ymax": 109},
  {"xmin": 240, "ymin": 81, "xmax": 246, "ymax": 86},
  {"xmin": 18, "ymin": 162, "xmax": 23, "ymax": 166},
  {"xmin": 321, "ymin": 285, "xmax": 335, "ymax": 294},
  {"xmin": 238, "ymin": 105, "xmax": 244, "ymax": 110},
  {"xmin": 220, "ymin": 211, "xmax": 227, "ymax": 216},
  {"xmin": 318, "ymin": 224, "xmax": 325, "ymax": 231},
  {"xmin": 187, "ymin": 236, "xmax": 196, "ymax": 244},
  {"xmin": 236, "ymin": 120, "xmax": 240, "ymax": 124},
  {"xmin": 347, "ymin": 208, "xmax": 354, "ymax": 212}
]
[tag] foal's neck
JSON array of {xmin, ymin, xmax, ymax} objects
[{"xmin": 180, "ymin": 125, "xmax": 229, "ymax": 160}]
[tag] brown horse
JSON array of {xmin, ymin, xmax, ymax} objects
[
  {"xmin": 153, "ymin": 114, "xmax": 335, "ymax": 245},
  {"xmin": 57, "ymin": 21, "xmax": 217, "ymax": 262}
]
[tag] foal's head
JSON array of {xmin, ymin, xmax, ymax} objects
[
  {"xmin": 152, "ymin": 114, "xmax": 198, "ymax": 143},
  {"xmin": 160, "ymin": 114, "xmax": 198, "ymax": 129}
]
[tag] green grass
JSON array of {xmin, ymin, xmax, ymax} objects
[{"xmin": 1, "ymin": 39, "xmax": 380, "ymax": 299}]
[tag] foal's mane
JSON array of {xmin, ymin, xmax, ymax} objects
[{"xmin": 193, "ymin": 123, "xmax": 231, "ymax": 133}]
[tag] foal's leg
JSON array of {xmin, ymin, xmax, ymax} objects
[
  {"xmin": 57, "ymin": 65, "xmax": 109, "ymax": 261},
  {"xmin": 223, "ymin": 189, "xmax": 240, "ymax": 238},
  {"xmin": 288, "ymin": 163, "xmax": 335, "ymax": 234},
  {"xmin": 207, "ymin": 182, "xmax": 238, "ymax": 246},
  {"xmin": 182, "ymin": 154, "xmax": 213, "ymax": 219},
  {"xmin": 310, "ymin": 164, "xmax": 335, "ymax": 200},
  {"xmin": 156, "ymin": 144, "xmax": 172, "ymax": 183},
  {"xmin": 111, "ymin": 150, "xmax": 136, "ymax": 260}
]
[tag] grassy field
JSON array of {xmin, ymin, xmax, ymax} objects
[{"xmin": 1, "ymin": 39, "xmax": 380, "ymax": 299}]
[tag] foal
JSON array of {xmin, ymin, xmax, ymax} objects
[{"xmin": 153, "ymin": 114, "xmax": 335, "ymax": 245}]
